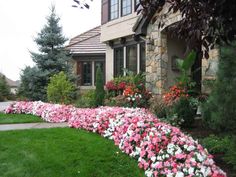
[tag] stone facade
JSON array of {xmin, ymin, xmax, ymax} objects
[{"xmin": 145, "ymin": 7, "xmax": 218, "ymax": 94}]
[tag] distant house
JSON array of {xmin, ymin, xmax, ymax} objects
[
  {"xmin": 0, "ymin": 73, "xmax": 20, "ymax": 94},
  {"xmin": 67, "ymin": 26, "xmax": 106, "ymax": 90}
]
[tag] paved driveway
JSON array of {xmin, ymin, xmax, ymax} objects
[{"xmin": 0, "ymin": 101, "xmax": 13, "ymax": 112}]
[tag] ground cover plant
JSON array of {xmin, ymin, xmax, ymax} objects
[
  {"xmin": 5, "ymin": 101, "xmax": 226, "ymax": 177},
  {"xmin": 0, "ymin": 128, "xmax": 145, "ymax": 177},
  {"xmin": 0, "ymin": 113, "xmax": 43, "ymax": 124}
]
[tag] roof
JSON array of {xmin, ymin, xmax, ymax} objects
[
  {"xmin": 67, "ymin": 26, "xmax": 106, "ymax": 55},
  {"xmin": 0, "ymin": 73, "xmax": 20, "ymax": 87}
]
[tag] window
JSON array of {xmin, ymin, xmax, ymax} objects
[
  {"xmin": 126, "ymin": 44, "xmax": 137, "ymax": 74},
  {"xmin": 109, "ymin": 0, "xmax": 119, "ymax": 20},
  {"xmin": 114, "ymin": 47, "xmax": 124, "ymax": 77},
  {"xmin": 82, "ymin": 62, "xmax": 92, "ymax": 86},
  {"xmin": 121, "ymin": 0, "xmax": 132, "ymax": 16},
  {"xmin": 140, "ymin": 42, "xmax": 146, "ymax": 73},
  {"xmin": 94, "ymin": 61, "xmax": 105, "ymax": 84}
]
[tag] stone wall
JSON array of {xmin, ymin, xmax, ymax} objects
[{"xmin": 145, "ymin": 6, "xmax": 218, "ymax": 94}]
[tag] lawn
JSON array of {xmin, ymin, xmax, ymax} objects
[
  {"xmin": 0, "ymin": 128, "xmax": 145, "ymax": 177},
  {"xmin": 0, "ymin": 113, "xmax": 44, "ymax": 124}
]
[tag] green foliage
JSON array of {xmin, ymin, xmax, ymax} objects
[
  {"xmin": 0, "ymin": 75, "xmax": 11, "ymax": 101},
  {"xmin": 203, "ymin": 43, "xmax": 236, "ymax": 134},
  {"xmin": 171, "ymin": 97, "xmax": 196, "ymax": 128},
  {"xmin": 75, "ymin": 90, "xmax": 96, "ymax": 108},
  {"xmin": 19, "ymin": 66, "xmax": 48, "ymax": 101},
  {"xmin": 47, "ymin": 72, "xmax": 76, "ymax": 104},
  {"xmin": 201, "ymin": 135, "xmax": 231, "ymax": 154},
  {"xmin": 201, "ymin": 135, "xmax": 236, "ymax": 170},
  {"xmin": 176, "ymin": 50, "xmax": 197, "ymax": 88},
  {"xmin": 95, "ymin": 67, "xmax": 105, "ymax": 106},
  {"xmin": 20, "ymin": 6, "xmax": 74, "ymax": 101}
]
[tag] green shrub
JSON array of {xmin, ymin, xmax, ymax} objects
[
  {"xmin": 201, "ymin": 135, "xmax": 231, "ymax": 154},
  {"xmin": 47, "ymin": 72, "xmax": 76, "ymax": 104},
  {"xmin": 201, "ymin": 135, "xmax": 236, "ymax": 169},
  {"xmin": 75, "ymin": 90, "xmax": 96, "ymax": 108},
  {"xmin": 171, "ymin": 97, "xmax": 196, "ymax": 128},
  {"xmin": 202, "ymin": 43, "xmax": 236, "ymax": 134},
  {"xmin": 95, "ymin": 67, "xmax": 105, "ymax": 106}
]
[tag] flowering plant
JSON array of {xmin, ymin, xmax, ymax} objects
[
  {"xmin": 123, "ymin": 84, "xmax": 152, "ymax": 108},
  {"xmin": 163, "ymin": 83, "xmax": 189, "ymax": 106},
  {"xmin": 5, "ymin": 101, "xmax": 226, "ymax": 177}
]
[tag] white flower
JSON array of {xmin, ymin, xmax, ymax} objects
[
  {"xmin": 175, "ymin": 171, "xmax": 184, "ymax": 177},
  {"xmin": 167, "ymin": 173, "xmax": 174, "ymax": 177},
  {"xmin": 187, "ymin": 145, "xmax": 196, "ymax": 151},
  {"xmin": 188, "ymin": 167, "xmax": 194, "ymax": 174},
  {"xmin": 151, "ymin": 156, "xmax": 156, "ymax": 162},
  {"xmin": 196, "ymin": 153, "xmax": 204, "ymax": 162},
  {"xmin": 145, "ymin": 169, "xmax": 153, "ymax": 177}
]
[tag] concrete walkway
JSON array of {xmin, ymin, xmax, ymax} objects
[{"xmin": 0, "ymin": 122, "xmax": 68, "ymax": 131}]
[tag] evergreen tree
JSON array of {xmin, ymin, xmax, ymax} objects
[
  {"xmin": 20, "ymin": 6, "xmax": 74, "ymax": 101},
  {"xmin": 19, "ymin": 66, "xmax": 48, "ymax": 101},
  {"xmin": 0, "ymin": 75, "xmax": 11, "ymax": 101},
  {"xmin": 95, "ymin": 66, "xmax": 105, "ymax": 106},
  {"xmin": 203, "ymin": 42, "xmax": 236, "ymax": 134}
]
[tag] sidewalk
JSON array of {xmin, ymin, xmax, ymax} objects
[{"xmin": 0, "ymin": 122, "xmax": 68, "ymax": 131}]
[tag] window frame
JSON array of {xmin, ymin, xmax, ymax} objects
[
  {"xmin": 109, "ymin": 0, "xmax": 119, "ymax": 21},
  {"xmin": 81, "ymin": 61, "xmax": 92, "ymax": 86},
  {"xmin": 121, "ymin": 0, "xmax": 132, "ymax": 17},
  {"xmin": 126, "ymin": 43, "xmax": 138, "ymax": 74},
  {"xmin": 114, "ymin": 47, "xmax": 124, "ymax": 77}
]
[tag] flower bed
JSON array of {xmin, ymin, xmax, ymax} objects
[{"xmin": 5, "ymin": 101, "xmax": 226, "ymax": 177}]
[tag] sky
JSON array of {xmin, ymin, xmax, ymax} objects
[{"xmin": 0, "ymin": 0, "xmax": 101, "ymax": 81}]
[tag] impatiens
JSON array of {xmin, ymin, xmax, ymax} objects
[{"xmin": 5, "ymin": 101, "xmax": 227, "ymax": 177}]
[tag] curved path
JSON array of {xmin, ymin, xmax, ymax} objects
[{"xmin": 0, "ymin": 122, "xmax": 68, "ymax": 131}]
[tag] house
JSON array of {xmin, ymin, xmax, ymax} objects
[
  {"xmin": 69, "ymin": 0, "xmax": 218, "ymax": 93},
  {"xmin": 100, "ymin": 0, "xmax": 218, "ymax": 94},
  {"xmin": 67, "ymin": 26, "xmax": 106, "ymax": 90}
]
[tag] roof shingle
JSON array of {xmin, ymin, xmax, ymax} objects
[{"xmin": 67, "ymin": 26, "xmax": 106, "ymax": 55}]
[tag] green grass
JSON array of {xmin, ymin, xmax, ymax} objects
[
  {"xmin": 0, "ymin": 128, "xmax": 145, "ymax": 177},
  {"xmin": 0, "ymin": 113, "xmax": 44, "ymax": 124}
]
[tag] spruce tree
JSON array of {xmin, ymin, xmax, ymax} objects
[{"xmin": 20, "ymin": 6, "xmax": 73, "ymax": 101}]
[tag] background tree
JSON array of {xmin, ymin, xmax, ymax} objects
[
  {"xmin": 138, "ymin": 0, "xmax": 236, "ymax": 57},
  {"xmin": 18, "ymin": 67, "xmax": 47, "ymax": 101},
  {"xmin": 0, "ymin": 75, "xmax": 11, "ymax": 101},
  {"xmin": 20, "ymin": 6, "xmax": 74, "ymax": 101}
]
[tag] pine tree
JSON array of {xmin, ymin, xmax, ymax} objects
[
  {"xmin": 203, "ymin": 42, "xmax": 236, "ymax": 134},
  {"xmin": 20, "ymin": 6, "xmax": 74, "ymax": 101}
]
